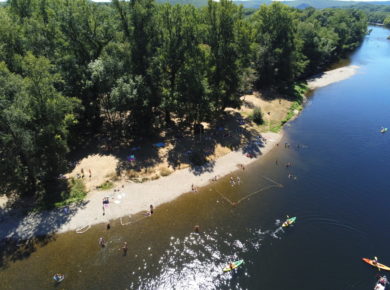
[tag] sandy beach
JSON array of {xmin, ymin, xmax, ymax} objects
[
  {"xmin": 307, "ymin": 65, "xmax": 359, "ymax": 90},
  {"xmin": 0, "ymin": 65, "xmax": 359, "ymax": 241}
]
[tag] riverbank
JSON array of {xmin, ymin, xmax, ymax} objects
[{"xmin": 0, "ymin": 64, "xmax": 359, "ymax": 241}]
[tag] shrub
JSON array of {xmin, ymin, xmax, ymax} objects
[
  {"xmin": 251, "ymin": 107, "xmax": 264, "ymax": 125},
  {"xmin": 98, "ymin": 180, "xmax": 114, "ymax": 191},
  {"xmin": 55, "ymin": 178, "xmax": 87, "ymax": 207}
]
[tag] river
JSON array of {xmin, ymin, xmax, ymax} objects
[{"xmin": 1, "ymin": 26, "xmax": 390, "ymax": 290}]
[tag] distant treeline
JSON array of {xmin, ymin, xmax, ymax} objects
[
  {"xmin": 0, "ymin": 0, "xmax": 367, "ymax": 198},
  {"xmin": 342, "ymin": 4, "xmax": 390, "ymax": 26}
]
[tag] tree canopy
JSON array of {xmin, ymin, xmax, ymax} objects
[{"xmin": 0, "ymin": 0, "xmax": 367, "ymax": 199}]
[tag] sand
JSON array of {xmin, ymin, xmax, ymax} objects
[
  {"xmin": 66, "ymin": 154, "xmax": 118, "ymax": 191},
  {"xmin": 307, "ymin": 65, "xmax": 359, "ymax": 90},
  {"xmin": 0, "ymin": 64, "xmax": 359, "ymax": 241}
]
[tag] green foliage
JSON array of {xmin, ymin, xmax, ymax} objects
[
  {"xmin": 250, "ymin": 107, "xmax": 264, "ymax": 125},
  {"xmin": 0, "ymin": 0, "xmax": 367, "ymax": 202},
  {"xmin": 54, "ymin": 178, "xmax": 87, "ymax": 208},
  {"xmin": 384, "ymin": 16, "xmax": 390, "ymax": 28},
  {"xmin": 270, "ymin": 101, "xmax": 303, "ymax": 133},
  {"xmin": 97, "ymin": 180, "xmax": 114, "ymax": 191}
]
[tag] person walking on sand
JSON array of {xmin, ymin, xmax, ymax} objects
[
  {"xmin": 88, "ymin": 169, "xmax": 92, "ymax": 178},
  {"xmin": 150, "ymin": 205, "xmax": 154, "ymax": 215},
  {"xmin": 81, "ymin": 168, "xmax": 84, "ymax": 178}
]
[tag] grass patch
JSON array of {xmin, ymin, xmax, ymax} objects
[
  {"xmin": 270, "ymin": 101, "xmax": 303, "ymax": 133},
  {"xmin": 54, "ymin": 178, "xmax": 87, "ymax": 208},
  {"xmin": 97, "ymin": 180, "xmax": 114, "ymax": 191}
]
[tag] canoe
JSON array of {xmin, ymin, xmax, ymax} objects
[
  {"xmin": 223, "ymin": 260, "xmax": 244, "ymax": 272},
  {"xmin": 362, "ymin": 258, "xmax": 390, "ymax": 271},
  {"xmin": 282, "ymin": 217, "xmax": 297, "ymax": 227}
]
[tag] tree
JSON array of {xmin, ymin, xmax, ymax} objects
[
  {"xmin": 252, "ymin": 3, "xmax": 301, "ymax": 88},
  {"xmin": 0, "ymin": 54, "xmax": 78, "ymax": 197},
  {"xmin": 203, "ymin": 0, "xmax": 244, "ymax": 112}
]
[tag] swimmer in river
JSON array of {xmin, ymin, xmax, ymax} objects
[
  {"xmin": 194, "ymin": 225, "xmax": 200, "ymax": 233},
  {"xmin": 236, "ymin": 176, "xmax": 241, "ymax": 185}
]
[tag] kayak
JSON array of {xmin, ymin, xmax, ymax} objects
[
  {"xmin": 223, "ymin": 260, "xmax": 244, "ymax": 272},
  {"xmin": 363, "ymin": 258, "xmax": 390, "ymax": 271},
  {"xmin": 375, "ymin": 275, "xmax": 389, "ymax": 290},
  {"xmin": 381, "ymin": 128, "xmax": 388, "ymax": 133},
  {"xmin": 282, "ymin": 217, "xmax": 296, "ymax": 227}
]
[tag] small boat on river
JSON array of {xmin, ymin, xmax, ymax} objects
[{"xmin": 282, "ymin": 217, "xmax": 296, "ymax": 227}]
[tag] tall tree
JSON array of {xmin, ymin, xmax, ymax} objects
[
  {"xmin": 252, "ymin": 3, "xmax": 300, "ymax": 88},
  {"xmin": 204, "ymin": 0, "xmax": 243, "ymax": 112},
  {"xmin": 0, "ymin": 55, "xmax": 78, "ymax": 196}
]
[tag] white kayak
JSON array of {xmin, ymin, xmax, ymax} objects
[{"xmin": 375, "ymin": 276, "xmax": 388, "ymax": 290}]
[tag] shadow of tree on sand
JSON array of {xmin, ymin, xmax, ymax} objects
[{"xmin": 166, "ymin": 111, "xmax": 266, "ymax": 174}]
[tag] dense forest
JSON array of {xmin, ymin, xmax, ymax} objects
[
  {"xmin": 0, "ymin": 0, "xmax": 367, "ymax": 201},
  {"xmin": 342, "ymin": 4, "xmax": 390, "ymax": 25}
]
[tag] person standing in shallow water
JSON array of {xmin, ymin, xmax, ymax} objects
[
  {"xmin": 150, "ymin": 205, "xmax": 154, "ymax": 215},
  {"xmin": 99, "ymin": 237, "xmax": 105, "ymax": 247},
  {"xmin": 122, "ymin": 242, "xmax": 128, "ymax": 256}
]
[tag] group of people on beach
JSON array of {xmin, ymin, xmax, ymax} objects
[{"xmin": 76, "ymin": 168, "xmax": 92, "ymax": 179}]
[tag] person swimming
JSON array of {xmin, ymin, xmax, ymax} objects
[{"xmin": 194, "ymin": 225, "xmax": 200, "ymax": 233}]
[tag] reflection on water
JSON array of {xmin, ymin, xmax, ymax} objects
[
  {"xmin": 136, "ymin": 221, "xmax": 291, "ymax": 289},
  {"xmin": 1, "ymin": 26, "xmax": 390, "ymax": 290}
]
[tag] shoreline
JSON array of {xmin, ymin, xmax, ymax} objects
[{"xmin": 0, "ymin": 65, "xmax": 359, "ymax": 241}]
